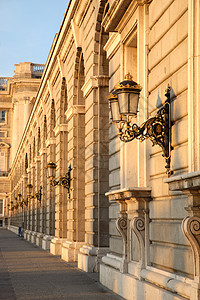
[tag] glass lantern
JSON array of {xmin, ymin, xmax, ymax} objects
[
  {"xmin": 27, "ymin": 183, "xmax": 33, "ymax": 197},
  {"xmin": 47, "ymin": 161, "xmax": 56, "ymax": 178},
  {"xmin": 108, "ymin": 92, "xmax": 121, "ymax": 123},
  {"xmin": 114, "ymin": 73, "xmax": 142, "ymax": 117}
]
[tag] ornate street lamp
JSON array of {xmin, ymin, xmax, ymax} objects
[
  {"xmin": 47, "ymin": 161, "xmax": 72, "ymax": 198},
  {"xmin": 108, "ymin": 73, "xmax": 173, "ymax": 176},
  {"xmin": 26, "ymin": 183, "xmax": 42, "ymax": 205},
  {"xmin": 23, "ymin": 198, "xmax": 28, "ymax": 206},
  {"xmin": 27, "ymin": 183, "xmax": 34, "ymax": 199},
  {"xmin": 17, "ymin": 193, "xmax": 24, "ymax": 208},
  {"xmin": 35, "ymin": 186, "xmax": 42, "ymax": 205}
]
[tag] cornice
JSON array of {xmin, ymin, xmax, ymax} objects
[
  {"xmin": 39, "ymin": 148, "xmax": 47, "ymax": 156},
  {"xmin": 81, "ymin": 76, "xmax": 109, "ymax": 97},
  {"xmin": 104, "ymin": 33, "xmax": 121, "ymax": 60},
  {"xmin": 45, "ymin": 138, "xmax": 56, "ymax": 147},
  {"xmin": 54, "ymin": 124, "xmax": 68, "ymax": 136},
  {"xmin": 102, "ymin": 0, "xmax": 147, "ymax": 32},
  {"xmin": 65, "ymin": 105, "xmax": 85, "ymax": 121},
  {"xmin": 106, "ymin": 187, "xmax": 152, "ymax": 202},
  {"xmin": 30, "ymin": 162, "xmax": 36, "ymax": 169},
  {"xmin": 34, "ymin": 156, "xmax": 41, "ymax": 163}
]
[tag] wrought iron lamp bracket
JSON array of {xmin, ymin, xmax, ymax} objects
[
  {"xmin": 35, "ymin": 186, "xmax": 42, "ymax": 205},
  {"xmin": 117, "ymin": 87, "xmax": 173, "ymax": 176},
  {"xmin": 49, "ymin": 165, "xmax": 72, "ymax": 198}
]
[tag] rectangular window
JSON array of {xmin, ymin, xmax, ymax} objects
[
  {"xmin": 124, "ymin": 32, "xmax": 137, "ymax": 78},
  {"xmin": 0, "ymin": 132, "xmax": 5, "ymax": 137},
  {"xmin": 0, "ymin": 150, "xmax": 6, "ymax": 172},
  {"xmin": 0, "ymin": 111, "xmax": 6, "ymax": 123},
  {"xmin": 0, "ymin": 200, "xmax": 3, "ymax": 216}
]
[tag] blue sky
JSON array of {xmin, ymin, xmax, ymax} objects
[{"xmin": 0, "ymin": 0, "xmax": 69, "ymax": 77}]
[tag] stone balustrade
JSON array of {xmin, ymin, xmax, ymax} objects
[
  {"xmin": 31, "ymin": 64, "xmax": 45, "ymax": 75},
  {"xmin": 0, "ymin": 171, "xmax": 9, "ymax": 177},
  {"xmin": 0, "ymin": 78, "xmax": 8, "ymax": 91}
]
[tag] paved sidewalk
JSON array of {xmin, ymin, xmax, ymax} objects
[{"xmin": 0, "ymin": 229, "xmax": 123, "ymax": 300}]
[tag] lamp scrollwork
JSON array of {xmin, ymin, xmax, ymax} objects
[
  {"xmin": 47, "ymin": 162, "xmax": 72, "ymax": 199},
  {"xmin": 108, "ymin": 74, "xmax": 174, "ymax": 176}
]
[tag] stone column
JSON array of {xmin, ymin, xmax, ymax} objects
[
  {"xmin": 22, "ymin": 174, "xmax": 28, "ymax": 230},
  {"xmin": 40, "ymin": 149, "xmax": 47, "ymax": 232},
  {"xmin": 42, "ymin": 137, "xmax": 56, "ymax": 251},
  {"xmin": 50, "ymin": 124, "xmax": 68, "ymax": 256},
  {"xmin": 24, "ymin": 98, "xmax": 32, "ymax": 128},
  {"xmin": 78, "ymin": 76, "xmax": 110, "ymax": 272},
  {"xmin": 12, "ymin": 101, "xmax": 19, "ymax": 162},
  {"xmin": 35, "ymin": 156, "xmax": 41, "ymax": 233},
  {"xmin": 35, "ymin": 148, "xmax": 47, "ymax": 247},
  {"xmin": 61, "ymin": 108, "xmax": 85, "ymax": 262},
  {"xmin": 27, "ymin": 167, "xmax": 31, "ymax": 232}
]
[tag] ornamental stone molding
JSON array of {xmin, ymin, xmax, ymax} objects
[
  {"xmin": 102, "ymin": 0, "xmax": 150, "ymax": 32},
  {"xmin": 53, "ymin": 124, "xmax": 68, "ymax": 136},
  {"xmin": 165, "ymin": 172, "xmax": 200, "ymax": 282},
  {"xmin": 39, "ymin": 148, "xmax": 47, "ymax": 156},
  {"xmin": 81, "ymin": 76, "xmax": 109, "ymax": 98},
  {"xmin": 106, "ymin": 187, "xmax": 151, "ymax": 273},
  {"xmin": 45, "ymin": 137, "xmax": 56, "ymax": 147},
  {"xmin": 182, "ymin": 216, "xmax": 200, "ymax": 280},
  {"xmin": 0, "ymin": 142, "xmax": 10, "ymax": 149},
  {"xmin": 116, "ymin": 213, "xmax": 128, "ymax": 273},
  {"xmin": 65, "ymin": 105, "xmax": 85, "ymax": 121},
  {"xmin": 131, "ymin": 216, "xmax": 145, "ymax": 268}
]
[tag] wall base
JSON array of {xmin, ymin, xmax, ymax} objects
[
  {"xmin": 61, "ymin": 241, "xmax": 84, "ymax": 262},
  {"xmin": 78, "ymin": 245, "xmax": 109, "ymax": 272},
  {"xmin": 7, "ymin": 225, "xmax": 19, "ymax": 235},
  {"xmin": 42, "ymin": 235, "xmax": 54, "ymax": 251},
  {"xmin": 50, "ymin": 238, "xmax": 66, "ymax": 255},
  {"xmin": 100, "ymin": 263, "xmax": 188, "ymax": 300},
  {"xmin": 36, "ymin": 233, "xmax": 44, "ymax": 247},
  {"xmin": 26, "ymin": 230, "xmax": 32, "ymax": 241},
  {"xmin": 31, "ymin": 231, "xmax": 37, "ymax": 244}
]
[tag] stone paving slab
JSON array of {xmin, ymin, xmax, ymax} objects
[{"xmin": 0, "ymin": 229, "xmax": 123, "ymax": 300}]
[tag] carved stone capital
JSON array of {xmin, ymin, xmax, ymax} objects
[{"xmin": 182, "ymin": 216, "xmax": 200, "ymax": 281}]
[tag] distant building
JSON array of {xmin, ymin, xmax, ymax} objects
[
  {"xmin": 0, "ymin": 62, "xmax": 44, "ymax": 227},
  {"xmin": 1, "ymin": 0, "xmax": 200, "ymax": 299}
]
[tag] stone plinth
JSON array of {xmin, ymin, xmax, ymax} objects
[
  {"xmin": 36, "ymin": 233, "xmax": 44, "ymax": 247},
  {"xmin": 31, "ymin": 231, "xmax": 37, "ymax": 244},
  {"xmin": 42, "ymin": 235, "xmax": 54, "ymax": 251},
  {"xmin": 62, "ymin": 241, "xmax": 85, "ymax": 262},
  {"xmin": 78, "ymin": 246, "xmax": 109, "ymax": 272},
  {"xmin": 50, "ymin": 238, "xmax": 66, "ymax": 255},
  {"xmin": 26, "ymin": 230, "xmax": 32, "ymax": 241}
]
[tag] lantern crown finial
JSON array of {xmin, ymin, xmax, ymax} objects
[{"xmin": 124, "ymin": 73, "xmax": 133, "ymax": 80}]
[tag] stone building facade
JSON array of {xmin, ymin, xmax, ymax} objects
[
  {"xmin": 0, "ymin": 0, "xmax": 200, "ymax": 299},
  {"xmin": 0, "ymin": 62, "xmax": 44, "ymax": 227}
]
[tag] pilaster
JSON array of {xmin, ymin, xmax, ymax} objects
[
  {"xmin": 39, "ymin": 148, "xmax": 47, "ymax": 234},
  {"xmin": 46, "ymin": 137, "xmax": 56, "ymax": 236},
  {"xmin": 78, "ymin": 76, "xmax": 110, "ymax": 272}
]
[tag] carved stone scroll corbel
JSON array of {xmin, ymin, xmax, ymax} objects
[
  {"xmin": 131, "ymin": 216, "xmax": 145, "ymax": 268},
  {"xmin": 182, "ymin": 216, "xmax": 200, "ymax": 279},
  {"xmin": 116, "ymin": 216, "xmax": 128, "ymax": 273}
]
